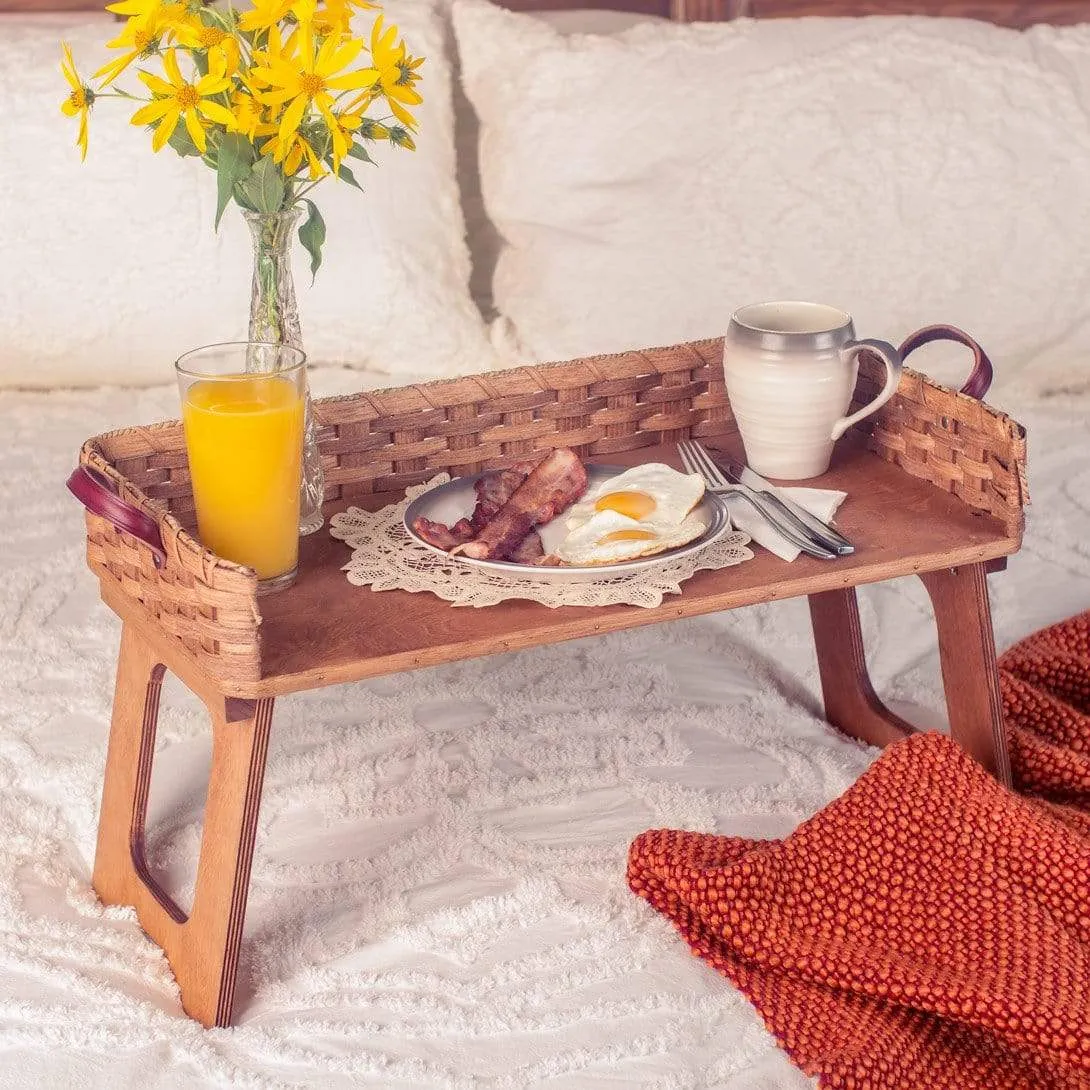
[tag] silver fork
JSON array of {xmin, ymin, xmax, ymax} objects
[{"xmin": 677, "ymin": 439, "xmax": 839, "ymax": 561}]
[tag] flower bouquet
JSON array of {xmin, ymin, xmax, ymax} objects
[{"xmin": 61, "ymin": 0, "xmax": 424, "ymax": 532}]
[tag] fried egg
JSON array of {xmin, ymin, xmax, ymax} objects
[
  {"xmin": 557, "ymin": 509, "xmax": 708, "ymax": 565},
  {"xmin": 566, "ymin": 464, "xmax": 706, "ymax": 531}
]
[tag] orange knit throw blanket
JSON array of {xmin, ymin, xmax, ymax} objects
[{"xmin": 627, "ymin": 613, "xmax": 1090, "ymax": 1089}]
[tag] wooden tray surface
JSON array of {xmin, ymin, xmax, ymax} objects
[{"xmin": 174, "ymin": 433, "xmax": 1020, "ymax": 697}]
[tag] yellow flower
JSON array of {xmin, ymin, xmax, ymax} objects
[
  {"xmin": 252, "ymin": 18, "xmax": 377, "ymax": 167},
  {"xmin": 60, "ymin": 42, "xmax": 94, "ymax": 160},
  {"xmin": 95, "ymin": 3, "xmax": 185, "ymax": 86},
  {"xmin": 308, "ymin": 0, "xmax": 350, "ymax": 40},
  {"xmin": 229, "ymin": 89, "xmax": 269, "ymax": 140},
  {"xmin": 238, "ymin": 0, "xmax": 295, "ymax": 35},
  {"xmin": 262, "ymin": 130, "xmax": 327, "ymax": 179},
  {"xmin": 173, "ymin": 15, "xmax": 242, "ymax": 76},
  {"xmin": 326, "ymin": 109, "xmax": 362, "ymax": 165},
  {"xmin": 356, "ymin": 116, "xmax": 388, "ymax": 141},
  {"xmin": 130, "ymin": 48, "xmax": 235, "ymax": 153},
  {"xmin": 347, "ymin": 17, "xmax": 422, "ymax": 130},
  {"xmin": 387, "ymin": 124, "xmax": 414, "ymax": 151}
]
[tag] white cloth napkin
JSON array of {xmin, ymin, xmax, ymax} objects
[{"xmin": 720, "ymin": 469, "xmax": 847, "ymax": 562}]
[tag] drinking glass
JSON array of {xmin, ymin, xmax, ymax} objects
[{"xmin": 176, "ymin": 342, "xmax": 306, "ymax": 593}]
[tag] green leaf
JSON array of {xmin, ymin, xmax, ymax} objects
[
  {"xmin": 347, "ymin": 143, "xmax": 374, "ymax": 165},
  {"xmin": 298, "ymin": 198, "xmax": 326, "ymax": 282},
  {"xmin": 233, "ymin": 187, "xmax": 259, "ymax": 213},
  {"xmin": 237, "ymin": 154, "xmax": 287, "ymax": 215},
  {"xmin": 167, "ymin": 124, "xmax": 201, "ymax": 159},
  {"xmin": 215, "ymin": 132, "xmax": 255, "ymax": 229},
  {"xmin": 334, "ymin": 162, "xmax": 364, "ymax": 192}
]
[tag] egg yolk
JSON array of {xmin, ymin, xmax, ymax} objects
[
  {"xmin": 599, "ymin": 529, "xmax": 657, "ymax": 543},
  {"xmin": 594, "ymin": 490, "xmax": 656, "ymax": 520}
]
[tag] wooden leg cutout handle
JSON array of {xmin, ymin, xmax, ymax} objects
[
  {"xmin": 92, "ymin": 624, "xmax": 274, "ymax": 1027},
  {"xmin": 808, "ymin": 587, "xmax": 915, "ymax": 749},
  {"xmin": 809, "ymin": 565, "xmax": 1011, "ymax": 786}
]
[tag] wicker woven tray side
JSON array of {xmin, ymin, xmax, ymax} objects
[
  {"xmin": 318, "ymin": 338, "xmax": 734, "ymax": 499},
  {"xmin": 79, "ymin": 429, "xmax": 262, "ymax": 684},
  {"xmin": 854, "ymin": 354, "xmax": 1028, "ymax": 535}
]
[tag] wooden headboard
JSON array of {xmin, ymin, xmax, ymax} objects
[{"xmin": 4, "ymin": 0, "xmax": 1089, "ymax": 26}]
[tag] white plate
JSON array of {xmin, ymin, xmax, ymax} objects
[{"xmin": 403, "ymin": 464, "xmax": 729, "ymax": 583}]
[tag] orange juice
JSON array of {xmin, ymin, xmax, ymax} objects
[{"xmin": 182, "ymin": 374, "xmax": 304, "ymax": 580}]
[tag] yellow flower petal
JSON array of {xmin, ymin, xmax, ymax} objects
[
  {"xmin": 323, "ymin": 37, "xmax": 362, "ymax": 73},
  {"xmin": 94, "ymin": 50, "xmax": 138, "ymax": 86},
  {"xmin": 257, "ymin": 87, "xmax": 297, "ymax": 106},
  {"xmin": 325, "ymin": 69, "xmax": 378, "ymax": 91},
  {"xmin": 138, "ymin": 70, "xmax": 175, "ymax": 96},
  {"xmin": 196, "ymin": 73, "xmax": 232, "ymax": 95},
  {"xmin": 197, "ymin": 99, "xmax": 236, "ymax": 127},
  {"xmin": 206, "ymin": 50, "xmax": 227, "ymax": 82},
  {"xmin": 131, "ymin": 98, "xmax": 173, "ymax": 125},
  {"xmin": 284, "ymin": 139, "xmax": 304, "ymax": 174},
  {"xmin": 61, "ymin": 42, "xmax": 78, "ymax": 87},
  {"xmin": 385, "ymin": 83, "xmax": 422, "ymax": 106},
  {"xmin": 183, "ymin": 107, "xmax": 207, "ymax": 152},
  {"xmin": 151, "ymin": 107, "xmax": 180, "ymax": 150},
  {"xmin": 162, "ymin": 47, "xmax": 183, "ymax": 86},
  {"xmin": 303, "ymin": 138, "xmax": 326, "ymax": 179},
  {"xmin": 315, "ymin": 94, "xmax": 337, "ymax": 133},
  {"xmin": 387, "ymin": 96, "xmax": 416, "ymax": 129},
  {"xmin": 278, "ymin": 92, "xmax": 308, "ymax": 144}
]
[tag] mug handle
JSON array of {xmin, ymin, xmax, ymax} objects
[
  {"xmin": 67, "ymin": 465, "xmax": 167, "ymax": 569},
  {"xmin": 898, "ymin": 324, "xmax": 993, "ymax": 400},
  {"xmin": 830, "ymin": 339, "xmax": 903, "ymax": 442}
]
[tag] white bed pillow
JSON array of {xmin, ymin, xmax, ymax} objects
[
  {"xmin": 455, "ymin": 1, "xmax": 1090, "ymax": 395},
  {"xmin": 455, "ymin": 6, "xmax": 667, "ymax": 316},
  {"xmin": 0, "ymin": 7, "xmax": 497, "ymax": 388}
]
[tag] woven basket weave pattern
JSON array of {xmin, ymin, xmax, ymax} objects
[
  {"xmin": 854, "ymin": 356, "xmax": 1027, "ymax": 532},
  {"xmin": 78, "ymin": 338, "xmax": 1026, "ymax": 684}
]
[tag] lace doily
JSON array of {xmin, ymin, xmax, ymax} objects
[{"xmin": 329, "ymin": 475, "xmax": 753, "ymax": 609}]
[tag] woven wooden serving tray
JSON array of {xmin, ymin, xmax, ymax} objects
[{"xmin": 74, "ymin": 336, "xmax": 1027, "ymax": 698}]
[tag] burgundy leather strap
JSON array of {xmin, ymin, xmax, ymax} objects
[
  {"xmin": 898, "ymin": 324, "xmax": 994, "ymax": 400},
  {"xmin": 67, "ymin": 465, "xmax": 166, "ymax": 569}
]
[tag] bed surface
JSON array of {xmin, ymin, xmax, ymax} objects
[{"xmin": 0, "ymin": 376, "xmax": 1086, "ymax": 1088}]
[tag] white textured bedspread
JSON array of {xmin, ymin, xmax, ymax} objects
[{"xmin": 1, "ymin": 379, "xmax": 1087, "ymax": 1089}]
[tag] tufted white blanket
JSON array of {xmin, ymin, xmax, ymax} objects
[{"xmin": 1, "ymin": 379, "xmax": 1088, "ymax": 1089}]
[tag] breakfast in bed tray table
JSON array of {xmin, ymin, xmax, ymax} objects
[{"xmin": 71, "ymin": 337, "xmax": 1027, "ymax": 1028}]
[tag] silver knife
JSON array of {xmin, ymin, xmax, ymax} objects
[{"xmin": 709, "ymin": 452, "xmax": 855, "ymax": 556}]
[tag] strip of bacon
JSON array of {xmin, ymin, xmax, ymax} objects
[
  {"xmin": 506, "ymin": 530, "xmax": 545, "ymax": 564},
  {"xmin": 471, "ymin": 459, "xmax": 540, "ymax": 532},
  {"xmin": 411, "ymin": 460, "xmax": 537, "ymax": 556},
  {"xmin": 452, "ymin": 449, "xmax": 588, "ymax": 561},
  {"xmin": 411, "ymin": 515, "xmax": 474, "ymax": 552}
]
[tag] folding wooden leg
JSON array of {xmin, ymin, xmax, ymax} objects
[
  {"xmin": 810, "ymin": 568, "xmax": 1011, "ymax": 786},
  {"xmin": 92, "ymin": 623, "xmax": 274, "ymax": 1027},
  {"xmin": 808, "ymin": 587, "xmax": 915, "ymax": 748},
  {"xmin": 920, "ymin": 563, "xmax": 1011, "ymax": 786}
]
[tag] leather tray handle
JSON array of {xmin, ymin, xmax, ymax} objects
[
  {"xmin": 898, "ymin": 324, "xmax": 994, "ymax": 400},
  {"xmin": 67, "ymin": 465, "xmax": 167, "ymax": 569}
]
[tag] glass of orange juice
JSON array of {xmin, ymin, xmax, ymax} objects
[{"xmin": 176, "ymin": 342, "xmax": 306, "ymax": 593}]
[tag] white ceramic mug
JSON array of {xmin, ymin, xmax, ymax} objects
[{"xmin": 722, "ymin": 301, "xmax": 903, "ymax": 480}]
